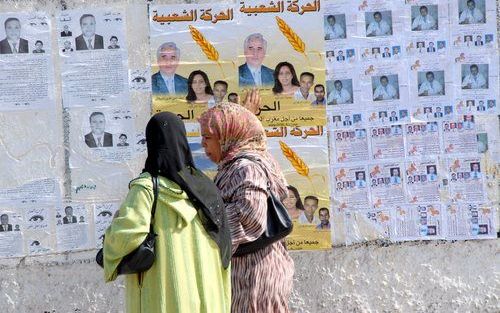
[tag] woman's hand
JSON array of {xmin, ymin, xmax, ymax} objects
[{"xmin": 241, "ymin": 88, "xmax": 261, "ymax": 115}]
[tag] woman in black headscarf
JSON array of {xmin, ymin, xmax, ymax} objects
[{"xmin": 103, "ymin": 112, "xmax": 231, "ymax": 313}]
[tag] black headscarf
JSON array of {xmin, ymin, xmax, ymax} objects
[{"xmin": 143, "ymin": 112, "xmax": 231, "ymax": 268}]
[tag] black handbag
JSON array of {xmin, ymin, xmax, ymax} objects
[
  {"xmin": 232, "ymin": 156, "xmax": 293, "ymax": 257},
  {"xmin": 96, "ymin": 175, "xmax": 159, "ymax": 275}
]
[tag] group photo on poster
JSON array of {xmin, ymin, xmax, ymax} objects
[
  {"xmin": 150, "ymin": 3, "xmax": 237, "ymax": 123},
  {"xmin": 236, "ymin": 0, "xmax": 326, "ymax": 127}
]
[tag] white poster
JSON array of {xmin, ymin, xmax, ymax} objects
[
  {"xmin": 57, "ymin": 8, "xmax": 129, "ymax": 107},
  {"xmin": 392, "ymin": 204, "xmax": 444, "ymax": 240},
  {"xmin": 0, "ymin": 12, "xmax": 55, "ymax": 111}
]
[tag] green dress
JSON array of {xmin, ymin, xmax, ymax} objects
[{"xmin": 103, "ymin": 173, "xmax": 231, "ymax": 313}]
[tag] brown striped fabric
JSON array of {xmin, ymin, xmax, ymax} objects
[{"xmin": 215, "ymin": 153, "xmax": 295, "ymax": 313}]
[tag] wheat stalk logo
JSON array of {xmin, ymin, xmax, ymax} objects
[
  {"xmin": 188, "ymin": 25, "xmax": 226, "ymax": 77},
  {"xmin": 279, "ymin": 141, "xmax": 309, "ymax": 176},
  {"xmin": 275, "ymin": 16, "xmax": 321, "ymax": 62},
  {"xmin": 279, "ymin": 141, "xmax": 325, "ymax": 193}
]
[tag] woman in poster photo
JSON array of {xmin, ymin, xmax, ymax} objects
[
  {"xmin": 186, "ymin": 70, "xmax": 215, "ymax": 106},
  {"xmin": 272, "ymin": 61, "xmax": 300, "ymax": 96},
  {"xmin": 283, "ymin": 185, "xmax": 304, "ymax": 220}
]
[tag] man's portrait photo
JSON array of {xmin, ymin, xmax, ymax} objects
[
  {"xmin": 474, "ymin": 35, "xmax": 484, "ymax": 46},
  {"xmin": 108, "ymin": 36, "xmax": 120, "ymax": 49},
  {"xmin": 461, "ymin": 64, "xmax": 488, "ymax": 89},
  {"xmin": 411, "ymin": 5, "xmax": 438, "ymax": 31},
  {"xmin": 0, "ymin": 214, "xmax": 12, "ymax": 232},
  {"xmin": 85, "ymin": 112, "xmax": 113, "ymax": 148},
  {"xmin": 355, "ymin": 171, "xmax": 367, "ymax": 188},
  {"xmin": 60, "ymin": 25, "xmax": 72, "ymax": 37},
  {"xmin": 117, "ymin": 133, "xmax": 129, "ymax": 147},
  {"xmin": 239, "ymin": 33, "xmax": 274, "ymax": 87},
  {"xmin": 418, "ymin": 71, "xmax": 445, "ymax": 96},
  {"xmin": 152, "ymin": 42, "xmax": 188, "ymax": 95},
  {"xmin": 426, "ymin": 165, "xmax": 438, "ymax": 182},
  {"xmin": 0, "ymin": 17, "xmax": 29, "ymax": 54},
  {"xmin": 365, "ymin": 11, "xmax": 393, "ymax": 37},
  {"xmin": 390, "ymin": 167, "xmax": 402, "ymax": 184},
  {"xmin": 327, "ymin": 79, "xmax": 353, "ymax": 105},
  {"xmin": 463, "ymin": 114, "xmax": 475, "ymax": 129},
  {"xmin": 437, "ymin": 41, "xmax": 446, "ymax": 51},
  {"xmin": 382, "ymin": 47, "xmax": 391, "ymax": 58},
  {"xmin": 427, "ymin": 42, "xmax": 436, "ymax": 52},
  {"xmin": 459, "ymin": 0, "xmax": 485, "ymax": 24},
  {"xmin": 470, "ymin": 162, "xmax": 481, "ymax": 179},
  {"xmin": 389, "ymin": 111, "xmax": 398, "ymax": 122},
  {"xmin": 392, "ymin": 46, "xmax": 401, "ymax": 57},
  {"xmin": 372, "ymin": 75, "xmax": 399, "ymax": 101},
  {"xmin": 485, "ymin": 34, "xmax": 493, "ymax": 44},
  {"xmin": 399, "ymin": 110, "xmax": 408, "ymax": 120},
  {"xmin": 311, "ymin": 84, "xmax": 326, "ymax": 105},
  {"xmin": 62, "ymin": 40, "xmax": 73, "ymax": 52},
  {"xmin": 75, "ymin": 14, "xmax": 104, "ymax": 50},
  {"xmin": 391, "ymin": 125, "xmax": 403, "ymax": 135},
  {"xmin": 316, "ymin": 208, "xmax": 331, "ymax": 230},
  {"xmin": 63, "ymin": 206, "xmax": 77, "ymax": 224},
  {"xmin": 324, "ymin": 14, "xmax": 346, "ymax": 40},
  {"xmin": 32, "ymin": 40, "xmax": 45, "ymax": 53}
]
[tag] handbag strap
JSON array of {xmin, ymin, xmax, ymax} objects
[
  {"xmin": 231, "ymin": 155, "xmax": 272, "ymax": 192},
  {"xmin": 149, "ymin": 175, "xmax": 159, "ymax": 233}
]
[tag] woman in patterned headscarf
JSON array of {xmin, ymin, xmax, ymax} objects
[{"xmin": 199, "ymin": 103, "xmax": 295, "ymax": 313}]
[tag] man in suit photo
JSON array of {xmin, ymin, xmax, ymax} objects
[
  {"xmin": 239, "ymin": 33, "xmax": 274, "ymax": 87},
  {"xmin": 151, "ymin": 42, "xmax": 188, "ymax": 95},
  {"xmin": 62, "ymin": 206, "xmax": 77, "ymax": 224},
  {"xmin": 382, "ymin": 47, "xmax": 391, "ymax": 58},
  {"xmin": 0, "ymin": 214, "xmax": 12, "ymax": 231},
  {"xmin": 84, "ymin": 112, "xmax": 113, "ymax": 148},
  {"xmin": 60, "ymin": 25, "xmax": 72, "ymax": 37},
  {"xmin": 75, "ymin": 14, "xmax": 104, "ymax": 50},
  {"xmin": 0, "ymin": 17, "xmax": 29, "ymax": 54},
  {"xmin": 427, "ymin": 42, "xmax": 436, "ymax": 52},
  {"xmin": 474, "ymin": 35, "xmax": 484, "ymax": 46}
]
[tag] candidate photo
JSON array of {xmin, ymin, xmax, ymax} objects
[
  {"xmin": 62, "ymin": 206, "xmax": 77, "ymax": 224},
  {"xmin": 32, "ymin": 40, "xmax": 45, "ymax": 53},
  {"xmin": 0, "ymin": 214, "xmax": 13, "ymax": 232},
  {"xmin": 324, "ymin": 14, "xmax": 346, "ymax": 40},
  {"xmin": 470, "ymin": 162, "xmax": 481, "ymax": 179},
  {"xmin": 365, "ymin": 11, "xmax": 393, "ymax": 37},
  {"xmin": 75, "ymin": 14, "xmax": 104, "ymax": 50},
  {"xmin": 186, "ymin": 70, "xmax": 215, "ymax": 105},
  {"xmin": 272, "ymin": 62, "xmax": 300, "ymax": 96},
  {"xmin": 85, "ymin": 112, "xmax": 113, "ymax": 148},
  {"xmin": 0, "ymin": 17, "xmax": 29, "ymax": 54},
  {"xmin": 60, "ymin": 25, "xmax": 72, "ymax": 37},
  {"xmin": 355, "ymin": 171, "xmax": 367, "ymax": 188},
  {"xmin": 372, "ymin": 75, "xmax": 399, "ymax": 101},
  {"xmin": 458, "ymin": 0, "xmax": 485, "ymax": 24},
  {"xmin": 152, "ymin": 42, "xmax": 188, "ymax": 95},
  {"xmin": 418, "ymin": 71, "xmax": 445, "ymax": 96},
  {"xmin": 426, "ymin": 165, "xmax": 438, "ymax": 182},
  {"xmin": 411, "ymin": 5, "xmax": 438, "ymax": 31},
  {"xmin": 239, "ymin": 33, "xmax": 274, "ymax": 87},
  {"xmin": 461, "ymin": 64, "xmax": 488, "ymax": 89},
  {"xmin": 389, "ymin": 168, "xmax": 401, "ymax": 184},
  {"xmin": 327, "ymin": 79, "xmax": 353, "ymax": 105}
]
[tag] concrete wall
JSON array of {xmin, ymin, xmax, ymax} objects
[{"xmin": 0, "ymin": 240, "xmax": 498, "ymax": 312}]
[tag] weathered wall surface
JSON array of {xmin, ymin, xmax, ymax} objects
[{"xmin": 0, "ymin": 240, "xmax": 498, "ymax": 312}]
